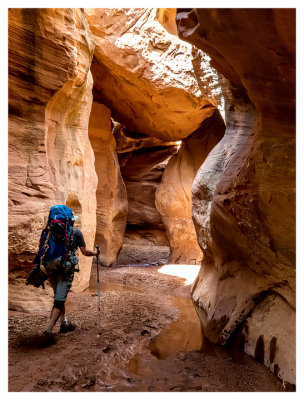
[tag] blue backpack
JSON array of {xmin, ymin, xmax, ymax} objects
[{"xmin": 34, "ymin": 205, "xmax": 74, "ymax": 266}]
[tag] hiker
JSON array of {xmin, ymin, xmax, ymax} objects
[
  {"xmin": 28, "ymin": 205, "xmax": 99, "ymax": 342},
  {"xmin": 44, "ymin": 219, "xmax": 99, "ymax": 339}
]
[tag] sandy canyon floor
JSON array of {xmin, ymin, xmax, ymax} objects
[{"xmin": 8, "ymin": 245, "xmax": 287, "ymax": 392}]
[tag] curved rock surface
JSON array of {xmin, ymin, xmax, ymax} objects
[
  {"xmin": 156, "ymin": 8, "xmax": 178, "ymax": 36},
  {"xmin": 85, "ymin": 8, "xmax": 222, "ymax": 141},
  {"xmin": 115, "ymin": 124, "xmax": 177, "ymax": 246},
  {"xmin": 114, "ymin": 124, "xmax": 178, "ymax": 247},
  {"xmin": 8, "ymin": 8, "xmax": 295, "ymax": 386},
  {"xmin": 176, "ymin": 9, "xmax": 295, "ymax": 384},
  {"xmin": 155, "ymin": 110, "xmax": 225, "ymax": 264},
  {"xmin": 8, "ymin": 8, "xmax": 96, "ymax": 306},
  {"xmin": 88, "ymin": 103, "xmax": 128, "ymax": 266}
]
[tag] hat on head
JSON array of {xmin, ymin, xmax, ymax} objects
[{"xmin": 72, "ymin": 213, "xmax": 79, "ymax": 221}]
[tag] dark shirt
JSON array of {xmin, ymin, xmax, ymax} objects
[{"xmin": 70, "ymin": 228, "xmax": 86, "ymax": 253}]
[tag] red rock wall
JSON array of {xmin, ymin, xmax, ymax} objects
[
  {"xmin": 115, "ymin": 124, "xmax": 177, "ymax": 247},
  {"xmin": 119, "ymin": 142, "xmax": 177, "ymax": 228},
  {"xmin": 86, "ymin": 8, "xmax": 227, "ymax": 265},
  {"xmin": 88, "ymin": 103, "xmax": 128, "ymax": 266},
  {"xmin": 9, "ymin": 8, "xmax": 225, "ymax": 293},
  {"xmin": 8, "ymin": 8, "xmax": 96, "ymax": 307},
  {"xmin": 156, "ymin": 110, "xmax": 225, "ymax": 264},
  {"xmin": 176, "ymin": 9, "xmax": 295, "ymax": 384}
]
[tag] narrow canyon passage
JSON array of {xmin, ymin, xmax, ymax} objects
[
  {"xmin": 8, "ymin": 7, "xmax": 295, "ymax": 392},
  {"xmin": 8, "ymin": 250, "xmax": 286, "ymax": 392}
]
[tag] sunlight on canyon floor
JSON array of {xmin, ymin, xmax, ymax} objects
[{"xmin": 157, "ymin": 264, "xmax": 200, "ymax": 285}]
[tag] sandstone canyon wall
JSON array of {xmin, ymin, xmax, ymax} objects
[
  {"xmin": 9, "ymin": 7, "xmax": 225, "ymax": 306},
  {"xmin": 84, "ymin": 8, "xmax": 225, "ymax": 261},
  {"xmin": 88, "ymin": 103, "xmax": 128, "ymax": 266},
  {"xmin": 155, "ymin": 110, "xmax": 225, "ymax": 264},
  {"xmin": 8, "ymin": 6, "xmax": 296, "ymax": 386},
  {"xmin": 115, "ymin": 124, "xmax": 177, "ymax": 247},
  {"xmin": 8, "ymin": 8, "xmax": 97, "ymax": 309},
  {"xmin": 176, "ymin": 9, "xmax": 296, "ymax": 385},
  {"xmin": 9, "ymin": 7, "xmax": 225, "ymax": 311}
]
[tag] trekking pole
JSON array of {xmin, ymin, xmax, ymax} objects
[{"xmin": 96, "ymin": 245, "xmax": 101, "ymax": 336}]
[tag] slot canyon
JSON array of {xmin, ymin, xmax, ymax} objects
[{"xmin": 8, "ymin": 8, "xmax": 295, "ymax": 392}]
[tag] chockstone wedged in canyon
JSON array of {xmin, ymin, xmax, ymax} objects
[{"xmin": 8, "ymin": 7, "xmax": 295, "ymax": 387}]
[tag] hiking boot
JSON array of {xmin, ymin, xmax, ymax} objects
[
  {"xmin": 60, "ymin": 321, "xmax": 76, "ymax": 333},
  {"xmin": 41, "ymin": 331, "xmax": 56, "ymax": 348}
]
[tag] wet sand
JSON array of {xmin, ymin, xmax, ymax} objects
[{"xmin": 8, "ymin": 246, "xmax": 287, "ymax": 392}]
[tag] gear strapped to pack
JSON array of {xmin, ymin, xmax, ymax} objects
[{"xmin": 27, "ymin": 205, "xmax": 77, "ymax": 288}]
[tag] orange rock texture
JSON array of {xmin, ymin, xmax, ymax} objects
[
  {"xmin": 9, "ymin": 8, "xmax": 224, "ymax": 305},
  {"xmin": 155, "ymin": 110, "xmax": 225, "ymax": 264},
  {"xmin": 156, "ymin": 8, "xmax": 178, "ymax": 36},
  {"xmin": 8, "ymin": 8, "xmax": 295, "ymax": 386},
  {"xmin": 176, "ymin": 9, "xmax": 295, "ymax": 384},
  {"xmin": 85, "ymin": 8, "xmax": 225, "ymax": 264},
  {"xmin": 88, "ymin": 103, "xmax": 128, "ymax": 266},
  {"xmin": 117, "ymin": 128, "xmax": 176, "ymax": 226},
  {"xmin": 84, "ymin": 8, "xmax": 222, "ymax": 141},
  {"xmin": 9, "ymin": 8, "xmax": 223, "ymax": 308},
  {"xmin": 8, "ymin": 9, "xmax": 97, "ymax": 300},
  {"xmin": 114, "ymin": 124, "xmax": 176, "ymax": 247}
]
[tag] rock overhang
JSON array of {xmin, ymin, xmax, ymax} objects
[{"xmin": 85, "ymin": 8, "xmax": 224, "ymax": 141}]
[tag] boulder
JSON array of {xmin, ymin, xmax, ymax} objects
[
  {"xmin": 85, "ymin": 8, "xmax": 222, "ymax": 141},
  {"xmin": 8, "ymin": 8, "xmax": 96, "ymax": 308},
  {"xmin": 177, "ymin": 9, "xmax": 295, "ymax": 384}
]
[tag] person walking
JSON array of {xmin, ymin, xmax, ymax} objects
[{"xmin": 29, "ymin": 205, "xmax": 100, "ymax": 345}]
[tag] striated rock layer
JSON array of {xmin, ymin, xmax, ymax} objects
[
  {"xmin": 156, "ymin": 110, "xmax": 225, "ymax": 264},
  {"xmin": 176, "ymin": 9, "xmax": 295, "ymax": 384},
  {"xmin": 85, "ymin": 7, "xmax": 226, "ymax": 265},
  {"xmin": 85, "ymin": 8, "xmax": 222, "ymax": 141},
  {"xmin": 115, "ymin": 124, "xmax": 177, "ymax": 247},
  {"xmin": 8, "ymin": 8, "xmax": 96, "ymax": 308},
  {"xmin": 88, "ymin": 104, "xmax": 128, "ymax": 266}
]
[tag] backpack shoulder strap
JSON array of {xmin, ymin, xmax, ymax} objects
[{"xmin": 69, "ymin": 227, "xmax": 77, "ymax": 255}]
